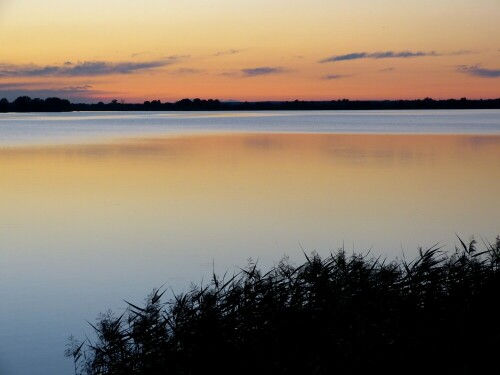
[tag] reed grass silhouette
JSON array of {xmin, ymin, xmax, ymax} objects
[{"xmin": 67, "ymin": 236, "xmax": 500, "ymax": 375}]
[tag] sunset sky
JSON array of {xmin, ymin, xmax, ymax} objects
[{"xmin": 0, "ymin": 0, "xmax": 499, "ymax": 102}]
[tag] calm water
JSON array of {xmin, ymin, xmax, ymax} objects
[{"xmin": 0, "ymin": 110, "xmax": 499, "ymax": 374}]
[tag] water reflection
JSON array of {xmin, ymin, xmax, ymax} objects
[
  {"xmin": 1, "ymin": 133, "xmax": 499, "ymax": 237},
  {"xmin": 0, "ymin": 133, "xmax": 499, "ymax": 375},
  {"xmin": 1, "ymin": 134, "xmax": 499, "ymax": 249}
]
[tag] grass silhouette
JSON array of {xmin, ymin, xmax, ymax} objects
[{"xmin": 67, "ymin": 236, "xmax": 500, "ymax": 375}]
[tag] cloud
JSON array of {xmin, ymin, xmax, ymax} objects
[
  {"xmin": 379, "ymin": 67, "xmax": 395, "ymax": 72},
  {"xmin": 456, "ymin": 64, "xmax": 500, "ymax": 78},
  {"xmin": 0, "ymin": 82, "xmax": 93, "ymax": 92},
  {"xmin": 323, "ymin": 74, "xmax": 351, "ymax": 80},
  {"xmin": 449, "ymin": 50, "xmax": 475, "ymax": 56},
  {"xmin": 373, "ymin": 51, "xmax": 436, "ymax": 59},
  {"xmin": 219, "ymin": 71, "xmax": 239, "ymax": 77},
  {"xmin": 0, "ymin": 82, "xmax": 107, "ymax": 102},
  {"xmin": 0, "ymin": 82, "xmax": 43, "ymax": 90},
  {"xmin": 321, "ymin": 52, "xmax": 368, "ymax": 62},
  {"xmin": 169, "ymin": 67, "xmax": 205, "ymax": 75},
  {"xmin": 319, "ymin": 50, "xmax": 439, "ymax": 63},
  {"xmin": 241, "ymin": 66, "xmax": 286, "ymax": 77},
  {"xmin": 0, "ymin": 57, "xmax": 184, "ymax": 77},
  {"xmin": 213, "ymin": 49, "xmax": 243, "ymax": 57},
  {"xmin": 61, "ymin": 85, "xmax": 94, "ymax": 91}
]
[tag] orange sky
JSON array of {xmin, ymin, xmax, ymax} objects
[{"xmin": 0, "ymin": 0, "xmax": 499, "ymax": 102}]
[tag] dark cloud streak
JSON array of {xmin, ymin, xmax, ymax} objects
[
  {"xmin": 319, "ymin": 50, "xmax": 439, "ymax": 63},
  {"xmin": 213, "ymin": 49, "xmax": 242, "ymax": 57},
  {"xmin": 168, "ymin": 67, "xmax": 205, "ymax": 75},
  {"xmin": 241, "ymin": 67, "xmax": 286, "ymax": 77},
  {"xmin": 322, "ymin": 52, "xmax": 368, "ymax": 62},
  {"xmin": 456, "ymin": 64, "xmax": 500, "ymax": 78},
  {"xmin": 323, "ymin": 74, "xmax": 351, "ymax": 80},
  {"xmin": 0, "ymin": 57, "xmax": 184, "ymax": 77}
]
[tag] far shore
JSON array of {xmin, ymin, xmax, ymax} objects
[{"xmin": 1, "ymin": 96, "xmax": 500, "ymax": 113}]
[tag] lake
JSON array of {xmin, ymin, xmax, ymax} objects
[{"xmin": 0, "ymin": 110, "xmax": 499, "ymax": 374}]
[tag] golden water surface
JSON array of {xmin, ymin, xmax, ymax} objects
[{"xmin": 1, "ymin": 133, "xmax": 498, "ymax": 264}]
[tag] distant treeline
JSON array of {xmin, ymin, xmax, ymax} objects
[
  {"xmin": 1, "ymin": 96, "xmax": 500, "ymax": 112},
  {"xmin": 67, "ymin": 236, "xmax": 500, "ymax": 375}
]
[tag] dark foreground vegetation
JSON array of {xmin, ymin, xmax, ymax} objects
[
  {"xmin": 67, "ymin": 236, "xmax": 500, "ymax": 375},
  {"xmin": 2, "ymin": 96, "xmax": 500, "ymax": 112}
]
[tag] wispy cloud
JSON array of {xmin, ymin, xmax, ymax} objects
[
  {"xmin": 0, "ymin": 82, "xmax": 91, "ymax": 91},
  {"xmin": 379, "ymin": 67, "xmax": 395, "ymax": 72},
  {"xmin": 319, "ymin": 50, "xmax": 439, "ymax": 63},
  {"xmin": 456, "ymin": 64, "xmax": 500, "ymax": 78},
  {"xmin": 213, "ymin": 49, "xmax": 243, "ymax": 57},
  {"xmin": 0, "ymin": 57, "xmax": 185, "ymax": 77},
  {"xmin": 61, "ymin": 85, "xmax": 94, "ymax": 91},
  {"xmin": 321, "ymin": 52, "xmax": 368, "ymax": 62},
  {"xmin": 168, "ymin": 67, "xmax": 205, "ymax": 75},
  {"xmin": 0, "ymin": 82, "xmax": 107, "ymax": 102},
  {"xmin": 0, "ymin": 82, "xmax": 44, "ymax": 90},
  {"xmin": 241, "ymin": 66, "xmax": 286, "ymax": 77},
  {"xmin": 374, "ymin": 51, "xmax": 436, "ymax": 58},
  {"xmin": 219, "ymin": 71, "xmax": 239, "ymax": 77},
  {"xmin": 449, "ymin": 50, "xmax": 475, "ymax": 56},
  {"xmin": 323, "ymin": 74, "xmax": 351, "ymax": 80}
]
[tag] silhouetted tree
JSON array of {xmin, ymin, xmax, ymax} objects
[
  {"xmin": 1, "ymin": 96, "xmax": 499, "ymax": 112},
  {"xmin": 31, "ymin": 98, "xmax": 45, "ymax": 111},
  {"xmin": 13, "ymin": 96, "xmax": 33, "ymax": 111},
  {"xmin": 176, "ymin": 98, "xmax": 192, "ymax": 108},
  {"xmin": 44, "ymin": 97, "xmax": 71, "ymax": 111},
  {"xmin": 0, "ymin": 98, "xmax": 9, "ymax": 112}
]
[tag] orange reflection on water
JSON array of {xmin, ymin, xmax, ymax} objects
[{"xmin": 0, "ymin": 133, "xmax": 499, "ymax": 261}]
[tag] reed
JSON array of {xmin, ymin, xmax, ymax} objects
[{"xmin": 67, "ymin": 236, "xmax": 500, "ymax": 375}]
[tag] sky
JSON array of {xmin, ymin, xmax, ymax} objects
[{"xmin": 0, "ymin": 0, "xmax": 499, "ymax": 102}]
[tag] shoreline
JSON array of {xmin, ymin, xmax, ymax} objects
[{"xmin": 2, "ymin": 97, "xmax": 500, "ymax": 113}]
